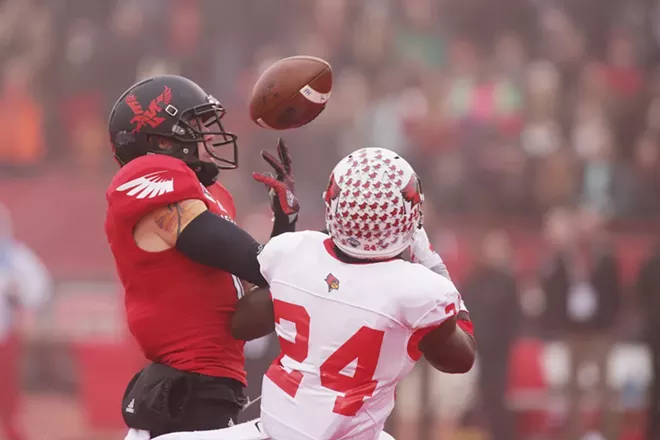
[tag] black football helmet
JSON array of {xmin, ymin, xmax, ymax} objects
[{"xmin": 108, "ymin": 75, "xmax": 238, "ymax": 185}]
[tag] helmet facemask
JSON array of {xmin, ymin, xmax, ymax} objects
[
  {"xmin": 170, "ymin": 96, "xmax": 238, "ymax": 170},
  {"xmin": 146, "ymin": 96, "xmax": 237, "ymax": 186}
]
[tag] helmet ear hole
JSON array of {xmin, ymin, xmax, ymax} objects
[
  {"xmin": 148, "ymin": 134, "xmax": 198, "ymax": 161},
  {"xmin": 146, "ymin": 134, "xmax": 176, "ymax": 152}
]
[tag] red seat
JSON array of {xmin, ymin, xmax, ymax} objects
[{"xmin": 507, "ymin": 338, "xmax": 549, "ymax": 437}]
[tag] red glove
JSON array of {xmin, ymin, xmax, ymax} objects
[{"xmin": 253, "ymin": 138, "xmax": 300, "ymax": 222}]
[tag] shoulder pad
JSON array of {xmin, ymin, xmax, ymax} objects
[{"xmin": 107, "ymin": 155, "xmax": 205, "ymax": 222}]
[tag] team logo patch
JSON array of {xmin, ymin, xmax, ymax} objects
[
  {"xmin": 116, "ymin": 171, "xmax": 174, "ymax": 199},
  {"xmin": 325, "ymin": 273, "xmax": 340, "ymax": 292}
]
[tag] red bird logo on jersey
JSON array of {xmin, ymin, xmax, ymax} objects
[
  {"xmin": 125, "ymin": 86, "xmax": 173, "ymax": 133},
  {"xmin": 401, "ymin": 174, "xmax": 423, "ymax": 208},
  {"xmin": 325, "ymin": 273, "xmax": 340, "ymax": 292},
  {"xmin": 323, "ymin": 173, "xmax": 341, "ymax": 205}
]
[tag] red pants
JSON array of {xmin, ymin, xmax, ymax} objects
[{"xmin": 0, "ymin": 334, "xmax": 23, "ymax": 440}]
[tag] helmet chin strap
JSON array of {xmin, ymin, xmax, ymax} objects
[
  {"xmin": 190, "ymin": 160, "xmax": 220, "ymax": 186},
  {"xmin": 177, "ymin": 142, "xmax": 220, "ymax": 187}
]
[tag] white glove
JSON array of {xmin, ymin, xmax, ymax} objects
[
  {"xmin": 409, "ymin": 227, "xmax": 451, "ymax": 281},
  {"xmin": 458, "ymin": 295, "xmax": 468, "ymax": 314}
]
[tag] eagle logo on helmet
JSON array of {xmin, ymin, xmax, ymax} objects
[
  {"xmin": 401, "ymin": 174, "xmax": 423, "ymax": 208},
  {"xmin": 323, "ymin": 173, "xmax": 341, "ymax": 205},
  {"xmin": 125, "ymin": 86, "xmax": 173, "ymax": 133}
]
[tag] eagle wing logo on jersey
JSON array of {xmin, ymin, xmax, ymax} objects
[
  {"xmin": 116, "ymin": 171, "xmax": 174, "ymax": 199},
  {"xmin": 325, "ymin": 273, "xmax": 340, "ymax": 292},
  {"xmin": 401, "ymin": 174, "xmax": 423, "ymax": 208},
  {"xmin": 125, "ymin": 86, "xmax": 173, "ymax": 133}
]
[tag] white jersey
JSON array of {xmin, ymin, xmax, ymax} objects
[{"xmin": 257, "ymin": 231, "xmax": 461, "ymax": 440}]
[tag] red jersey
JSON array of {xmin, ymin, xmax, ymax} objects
[{"xmin": 105, "ymin": 154, "xmax": 246, "ymax": 384}]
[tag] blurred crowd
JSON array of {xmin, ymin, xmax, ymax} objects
[
  {"xmin": 0, "ymin": 0, "xmax": 658, "ymax": 222},
  {"xmin": 0, "ymin": 0, "xmax": 660, "ymax": 439}
]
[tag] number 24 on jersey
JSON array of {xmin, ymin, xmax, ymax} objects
[{"xmin": 266, "ymin": 299, "xmax": 384, "ymax": 417}]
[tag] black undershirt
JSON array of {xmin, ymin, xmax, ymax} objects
[{"xmin": 176, "ymin": 211, "xmax": 269, "ymax": 286}]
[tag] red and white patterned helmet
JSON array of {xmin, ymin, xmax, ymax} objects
[{"xmin": 323, "ymin": 147, "xmax": 424, "ymax": 260}]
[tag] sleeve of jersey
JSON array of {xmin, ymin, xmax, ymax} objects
[
  {"xmin": 256, "ymin": 231, "xmax": 312, "ymax": 284},
  {"xmin": 402, "ymin": 272, "xmax": 462, "ymax": 330},
  {"xmin": 403, "ymin": 272, "xmax": 463, "ymax": 361},
  {"xmin": 109, "ymin": 158, "xmax": 205, "ymax": 222}
]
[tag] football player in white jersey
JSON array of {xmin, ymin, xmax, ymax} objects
[{"xmin": 231, "ymin": 147, "xmax": 476, "ymax": 440}]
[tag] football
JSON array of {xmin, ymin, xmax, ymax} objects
[{"xmin": 249, "ymin": 55, "xmax": 332, "ymax": 130}]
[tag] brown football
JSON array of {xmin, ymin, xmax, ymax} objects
[{"xmin": 249, "ymin": 55, "xmax": 332, "ymax": 130}]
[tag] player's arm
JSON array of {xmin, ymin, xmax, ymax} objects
[
  {"xmin": 231, "ymin": 231, "xmax": 307, "ymax": 339},
  {"xmin": 230, "ymin": 286, "xmax": 274, "ymax": 340},
  {"xmin": 146, "ymin": 199, "xmax": 268, "ymax": 286},
  {"xmin": 406, "ymin": 227, "xmax": 474, "ymax": 372},
  {"xmin": 418, "ymin": 310, "xmax": 476, "ymax": 374}
]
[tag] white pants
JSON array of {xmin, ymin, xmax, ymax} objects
[
  {"xmin": 125, "ymin": 420, "xmax": 268, "ymax": 440},
  {"xmin": 125, "ymin": 419, "xmax": 396, "ymax": 440}
]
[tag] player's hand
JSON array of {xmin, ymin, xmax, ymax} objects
[
  {"xmin": 252, "ymin": 138, "xmax": 300, "ymax": 223},
  {"xmin": 409, "ymin": 227, "xmax": 451, "ymax": 280}
]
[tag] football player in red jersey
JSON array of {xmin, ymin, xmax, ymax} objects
[{"xmin": 105, "ymin": 75, "xmax": 299, "ymax": 438}]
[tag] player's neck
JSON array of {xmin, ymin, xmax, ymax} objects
[{"xmin": 332, "ymin": 243, "xmax": 402, "ymax": 265}]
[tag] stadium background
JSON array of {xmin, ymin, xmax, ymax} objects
[{"xmin": 0, "ymin": 0, "xmax": 658, "ymax": 439}]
